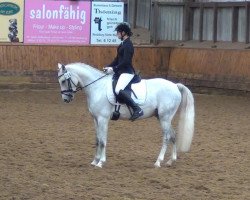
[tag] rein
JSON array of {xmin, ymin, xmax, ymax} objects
[
  {"xmin": 76, "ymin": 73, "xmax": 108, "ymax": 92},
  {"xmin": 59, "ymin": 72, "xmax": 108, "ymax": 96}
]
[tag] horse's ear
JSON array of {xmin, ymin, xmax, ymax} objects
[
  {"xmin": 58, "ymin": 63, "xmax": 62, "ymax": 70},
  {"xmin": 62, "ymin": 64, "xmax": 66, "ymax": 71},
  {"xmin": 58, "ymin": 63, "xmax": 66, "ymax": 71}
]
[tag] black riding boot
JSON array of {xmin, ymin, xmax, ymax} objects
[{"xmin": 118, "ymin": 90, "xmax": 144, "ymax": 121}]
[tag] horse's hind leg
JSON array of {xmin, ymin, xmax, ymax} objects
[
  {"xmin": 154, "ymin": 119, "xmax": 176, "ymax": 168},
  {"xmin": 166, "ymin": 128, "xmax": 177, "ymax": 166},
  {"xmin": 154, "ymin": 135, "xmax": 168, "ymax": 168},
  {"xmin": 154, "ymin": 119, "xmax": 171, "ymax": 168}
]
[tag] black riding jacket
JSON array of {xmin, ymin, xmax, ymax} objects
[{"xmin": 109, "ymin": 38, "xmax": 135, "ymax": 76}]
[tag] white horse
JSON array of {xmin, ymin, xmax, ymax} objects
[{"xmin": 57, "ymin": 62, "xmax": 195, "ymax": 168}]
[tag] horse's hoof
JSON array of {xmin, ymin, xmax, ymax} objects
[
  {"xmin": 166, "ymin": 159, "xmax": 173, "ymax": 166},
  {"xmin": 91, "ymin": 159, "xmax": 98, "ymax": 166},
  {"xmin": 95, "ymin": 162, "xmax": 103, "ymax": 168},
  {"xmin": 154, "ymin": 162, "xmax": 161, "ymax": 168}
]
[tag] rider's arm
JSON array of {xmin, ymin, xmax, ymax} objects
[{"xmin": 109, "ymin": 56, "xmax": 118, "ymax": 67}]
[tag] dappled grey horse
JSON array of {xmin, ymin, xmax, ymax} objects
[{"xmin": 57, "ymin": 62, "xmax": 195, "ymax": 168}]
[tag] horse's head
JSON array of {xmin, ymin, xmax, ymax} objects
[{"xmin": 57, "ymin": 63, "xmax": 79, "ymax": 103}]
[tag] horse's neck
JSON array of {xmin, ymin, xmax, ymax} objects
[
  {"xmin": 69, "ymin": 64, "xmax": 107, "ymax": 99},
  {"xmin": 80, "ymin": 70, "xmax": 109, "ymax": 104},
  {"xmin": 70, "ymin": 64, "xmax": 103, "ymax": 85},
  {"xmin": 79, "ymin": 69, "xmax": 101, "ymax": 85}
]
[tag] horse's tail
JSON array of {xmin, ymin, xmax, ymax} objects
[{"xmin": 176, "ymin": 83, "xmax": 195, "ymax": 152}]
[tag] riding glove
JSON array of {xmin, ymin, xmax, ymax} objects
[{"xmin": 103, "ymin": 67, "xmax": 113, "ymax": 74}]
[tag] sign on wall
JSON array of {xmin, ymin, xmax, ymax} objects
[
  {"xmin": 91, "ymin": 1, "xmax": 124, "ymax": 45},
  {"xmin": 24, "ymin": 0, "xmax": 91, "ymax": 44},
  {"xmin": 0, "ymin": 0, "xmax": 24, "ymax": 42}
]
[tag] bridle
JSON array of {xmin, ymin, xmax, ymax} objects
[
  {"xmin": 58, "ymin": 71, "xmax": 79, "ymax": 98},
  {"xmin": 58, "ymin": 70, "xmax": 108, "ymax": 98}
]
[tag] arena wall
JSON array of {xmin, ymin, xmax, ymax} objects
[
  {"xmin": 0, "ymin": 45, "xmax": 249, "ymax": 91},
  {"xmin": 168, "ymin": 48, "xmax": 250, "ymax": 91}
]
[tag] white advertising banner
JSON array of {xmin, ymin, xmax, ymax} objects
[{"xmin": 91, "ymin": 2, "xmax": 124, "ymax": 45}]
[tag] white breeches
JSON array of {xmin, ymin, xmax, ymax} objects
[{"xmin": 115, "ymin": 73, "xmax": 134, "ymax": 95}]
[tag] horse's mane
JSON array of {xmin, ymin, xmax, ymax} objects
[{"xmin": 67, "ymin": 62, "xmax": 103, "ymax": 75}]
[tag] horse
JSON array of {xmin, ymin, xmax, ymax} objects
[{"xmin": 57, "ymin": 62, "xmax": 195, "ymax": 168}]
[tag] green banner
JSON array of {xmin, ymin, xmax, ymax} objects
[{"xmin": 0, "ymin": 0, "xmax": 24, "ymax": 42}]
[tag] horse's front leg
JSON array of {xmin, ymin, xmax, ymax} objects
[
  {"xmin": 91, "ymin": 117, "xmax": 109, "ymax": 168},
  {"xmin": 91, "ymin": 119, "xmax": 99, "ymax": 166},
  {"xmin": 90, "ymin": 138, "xmax": 101, "ymax": 166}
]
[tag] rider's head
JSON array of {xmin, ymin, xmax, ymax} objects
[{"xmin": 115, "ymin": 22, "xmax": 133, "ymax": 40}]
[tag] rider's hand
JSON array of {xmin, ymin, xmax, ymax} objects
[{"xmin": 103, "ymin": 67, "xmax": 113, "ymax": 74}]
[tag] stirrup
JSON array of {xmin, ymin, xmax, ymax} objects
[{"xmin": 130, "ymin": 110, "xmax": 143, "ymax": 121}]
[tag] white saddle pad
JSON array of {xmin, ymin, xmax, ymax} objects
[{"xmin": 107, "ymin": 79, "xmax": 147, "ymax": 105}]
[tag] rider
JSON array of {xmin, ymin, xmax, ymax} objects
[{"xmin": 104, "ymin": 22, "xmax": 143, "ymax": 121}]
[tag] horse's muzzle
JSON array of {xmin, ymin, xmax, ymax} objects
[
  {"xmin": 61, "ymin": 90, "xmax": 74, "ymax": 103},
  {"xmin": 64, "ymin": 99, "xmax": 70, "ymax": 103}
]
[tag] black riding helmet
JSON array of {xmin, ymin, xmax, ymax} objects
[{"xmin": 115, "ymin": 22, "xmax": 133, "ymax": 37}]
